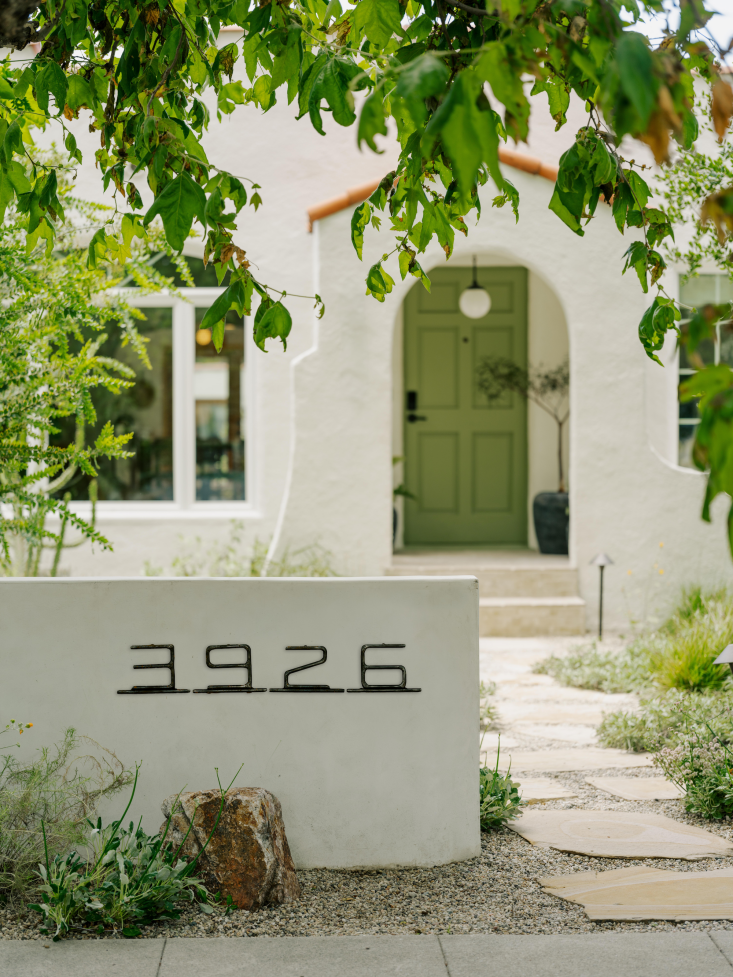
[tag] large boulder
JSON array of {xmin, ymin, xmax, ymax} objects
[{"xmin": 160, "ymin": 787, "xmax": 301, "ymax": 909}]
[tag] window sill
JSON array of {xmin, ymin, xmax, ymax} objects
[{"xmin": 47, "ymin": 503, "xmax": 262, "ymax": 522}]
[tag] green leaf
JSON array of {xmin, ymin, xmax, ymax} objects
[
  {"xmin": 201, "ymin": 280, "xmax": 247, "ymax": 351},
  {"xmin": 271, "ymin": 32, "xmax": 300, "ymax": 90},
  {"xmin": 34, "ymin": 62, "xmax": 68, "ymax": 115},
  {"xmin": 622, "ymin": 240, "xmax": 650, "ymax": 292},
  {"xmin": 357, "ymin": 93, "xmax": 388, "ymax": 152},
  {"xmin": 353, "ymin": 0, "xmax": 402, "ymax": 47},
  {"xmin": 395, "ymin": 54, "xmax": 449, "ymax": 126},
  {"xmin": 253, "ymin": 300, "xmax": 292, "ymax": 351},
  {"xmin": 143, "ymin": 172, "xmax": 207, "ymax": 251},
  {"xmin": 475, "ymin": 43, "xmax": 529, "ymax": 141},
  {"xmin": 615, "ymin": 32, "xmax": 656, "ymax": 129},
  {"xmin": 548, "ymin": 187, "xmax": 583, "ymax": 236},
  {"xmin": 319, "ymin": 60, "xmax": 356, "ymax": 127},
  {"xmin": 365, "ymin": 261, "xmax": 394, "ymax": 302},
  {"xmin": 65, "ymin": 75, "xmax": 94, "ymax": 114},
  {"xmin": 638, "ymin": 296, "xmax": 679, "ymax": 363},
  {"xmin": 351, "ymin": 201, "xmax": 370, "ymax": 259}
]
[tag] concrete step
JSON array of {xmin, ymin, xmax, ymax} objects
[
  {"xmin": 386, "ymin": 564, "xmax": 579, "ymax": 598},
  {"xmin": 480, "ymin": 596, "xmax": 586, "ymax": 637}
]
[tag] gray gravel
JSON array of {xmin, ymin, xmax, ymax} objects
[{"xmin": 5, "ymin": 768, "xmax": 733, "ymax": 941}]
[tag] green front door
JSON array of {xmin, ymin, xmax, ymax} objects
[{"xmin": 403, "ymin": 266, "xmax": 528, "ymax": 545}]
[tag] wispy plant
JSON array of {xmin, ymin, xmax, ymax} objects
[
  {"xmin": 144, "ymin": 521, "xmax": 337, "ymax": 578},
  {"xmin": 0, "ymin": 728, "xmax": 130, "ymax": 901}
]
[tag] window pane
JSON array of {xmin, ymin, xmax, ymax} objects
[
  {"xmin": 194, "ymin": 309, "xmax": 245, "ymax": 501},
  {"xmin": 720, "ymin": 323, "xmax": 733, "ymax": 366},
  {"xmin": 679, "ymin": 338, "xmax": 715, "ymax": 368},
  {"xmin": 679, "ymin": 395, "xmax": 699, "ymax": 421},
  {"xmin": 678, "ymin": 423, "xmax": 698, "ymax": 469},
  {"xmin": 52, "ymin": 308, "xmax": 174, "ymax": 501},
  {"xmin": 680, "ymin": 274, "xmax": 720, "ymax": 309}
]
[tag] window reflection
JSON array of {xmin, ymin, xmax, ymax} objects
[
  {"xmin": 676, "ymin": 276, "xmax": 733, "ymax": 470},
  {"xmin": 52, "ymin": 309, "xmax": 174, "ymax": 501},
  {"xmin": 194, "ymin": 309, "xmax": 245, "ymax": 501}
]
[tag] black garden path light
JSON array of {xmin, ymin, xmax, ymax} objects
[
  {"xmin": 713, "ymin": 645, "xmax": 733, "ymax": 676},
  {"xmin": 590, "ymin": 553, "xmax": 614, "ymax": 640}
]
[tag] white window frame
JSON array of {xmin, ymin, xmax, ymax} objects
[
  {"xmin": 66, "ymin": 287, "xmax": 259, "ymax": 521},
  {"xmin": 678, "ymin": 275, "xmax": 727, "ymax": 468}
]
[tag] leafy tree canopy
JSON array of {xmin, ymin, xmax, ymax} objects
[{"xmin": 2, "ymin": 0, "xmax": 733, "ymax": 543}]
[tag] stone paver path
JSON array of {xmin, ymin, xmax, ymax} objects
[{"xmin": 479, "ymin": 636, "xmax": 640, "ymax": 770}]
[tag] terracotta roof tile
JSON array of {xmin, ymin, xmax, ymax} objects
[{"xmin": 307, "ymin": 148, "xmax": 558, "ymax": 229}]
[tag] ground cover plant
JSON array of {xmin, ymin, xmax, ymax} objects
[
  {"xmin": 30, "ymin": 765, "xmax": 242, "ymax": 940},
  {"xmin": 597, "ymin": 688, "xmax": 733, "ymax": 753},
  {"xmin": 535, "ymin": 588, "xmax": 733, "ymax": 695},
  {"xmin": 0, "ymin": 724, "xmax": 130, "ymax": 902},
  {"xmin": 654, "ymin": 709, "xmax": 733, "ymax": 820}
]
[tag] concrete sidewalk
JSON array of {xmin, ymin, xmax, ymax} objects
[{"xmin": 4, "ymin": 933, "xmax": 733, "ymax": 977}]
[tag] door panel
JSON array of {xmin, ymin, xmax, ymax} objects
[
  {"xmin": 418, "ymin": 433, "xmax": 459, "ymax": 512},
  {"xmin": 419, "ymin": 329, "xmax": 459, "ymax": 408},
  {"xmin": 403, "ymin": 266, "xmax": 527, "ymax": 545},
  {"xmin": 473, "ymin": 433, "xmax": 512, "ymax": 512}
]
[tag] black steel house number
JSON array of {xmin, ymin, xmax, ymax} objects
[{"xmin": 117, "ymin": 643, "xmax": 421, "ymax": 695}]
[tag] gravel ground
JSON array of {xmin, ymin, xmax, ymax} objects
[{"xmin": 5, "ymin": 768, "xmax": 733, "ymax": 942}]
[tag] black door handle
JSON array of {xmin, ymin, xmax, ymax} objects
[{"xmin": 407, "ymin": 413, "xmax": 427, "ymax": 423}]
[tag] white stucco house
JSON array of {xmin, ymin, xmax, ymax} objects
[{"xmin": 40, "ymin": 34, "xmax": 733, "ymax": 634}]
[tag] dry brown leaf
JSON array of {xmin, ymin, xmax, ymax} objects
[
  {"xmin": 657, "ymin": 85, "xmax": 681, "ymax": 132},
  {"xmin": 700, "ymin": 185, "xmax": 733, "ymax": 243},
  {"xmin": 712, "ymin": 79, "xmax": 733, "ymax": 142},
  {"xmin": 639, "ymin": 109, "xmax": 671, "ymax": 165}
]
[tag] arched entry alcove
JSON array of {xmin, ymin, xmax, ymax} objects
[{"xmin": 392, "ymin": 257, "xmax": 570, "ymax": 552}]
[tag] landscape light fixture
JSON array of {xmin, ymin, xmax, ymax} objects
[
  {"xmin": 590, "ymin": 552, "xmax": 614, "ymax": 640},
  {"xmin": 713, "ymin": 645, "xmax": 733, "ymax": 676},
  {"xmin": 459, "ymin": 256, "xmax": 491, "ymax": 319}
]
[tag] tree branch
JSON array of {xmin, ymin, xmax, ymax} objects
[{"xmin": 444, "ymin": 0, "xmax": 493, "ymax": 19}]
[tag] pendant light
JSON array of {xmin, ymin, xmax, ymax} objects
[{"xmin": 459, "ymin": 256, "xmax": 491, "ymax": 319}]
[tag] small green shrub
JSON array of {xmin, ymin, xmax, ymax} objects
[
  {"xmin": 597, "ymin": 689, "xmax": 733, "ymax": 753},
  {"xmin": 479, "ymin": 742, "xmax": 523, "ymax": 831},
  {"xmin": 30, "ymin": 766, "xmax": 240, "ymax": 939}
]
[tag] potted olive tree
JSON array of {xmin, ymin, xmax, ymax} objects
[{"xmin": 477, "ymin": 357, "xmax": 569, "ymax": 554}]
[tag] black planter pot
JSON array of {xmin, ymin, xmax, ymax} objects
[{"xmin": 533, "ymin": 492, "xmax": 569, "ymax": 555}]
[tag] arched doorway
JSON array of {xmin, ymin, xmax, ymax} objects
[{"xmin": 401, "ymin": 265, "xmax": 528, "ymax": 546}]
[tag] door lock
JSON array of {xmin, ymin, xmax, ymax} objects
[{"xmin": 407, "ymin": 413, "xmax": 427, "ymax": 423}]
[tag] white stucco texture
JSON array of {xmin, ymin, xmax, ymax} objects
[{"xmin": 0, "ymin": 577, "xmax": 480, "ymax": 868}]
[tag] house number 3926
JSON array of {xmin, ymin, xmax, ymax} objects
[{"xmin": 117, "ymin": 643, "xmax": 421, "ymax": 695}]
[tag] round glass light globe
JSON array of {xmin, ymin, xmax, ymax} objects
[{"xmin": 459, "ymin": 285, "xmax": 491, "ymax": 319}]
